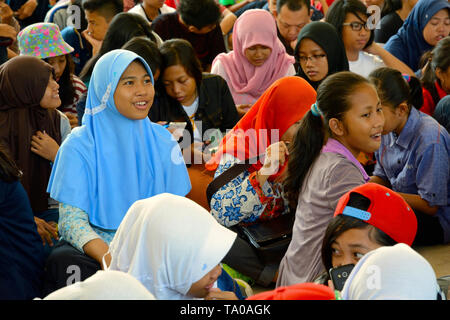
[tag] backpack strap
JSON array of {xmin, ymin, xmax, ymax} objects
[{"xmin": 206, "ymin": 156, "xmax": 260, "ymax": 205}]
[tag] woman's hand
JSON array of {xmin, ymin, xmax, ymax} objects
[
  {"xmin": 0, "ymin": 23, "xmax": 16, "ymax": 40},
  {"xmin": 236, "ymin": 104, "xmax": 252, "ymax": 118},
  {"xmin": 257, "ymin": 141, "xmax": 289, "ymax": 185},
  {"xmin": 30, "ymin": 130, "xmax": 60, "ymax": 162},
  {"xmin": 65, "ymin": 113, "xmax": 78, "ymax": 129},
  {"xmin": 205, "ymin": 288, "xmax": 238, "ymax": 300},
  {"xmin": 0, "ymin": 2, "xmax": 14, "ymax": 24},
  {"xmin": 34, "ymin": 217, "xmax": 59, "ymax": 247}
]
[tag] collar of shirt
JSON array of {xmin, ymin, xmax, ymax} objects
[{"xmin": 393, "ymin": 107, "xmax": 420, "ymax": 150}]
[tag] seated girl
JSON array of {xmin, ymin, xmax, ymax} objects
[
  {"xmin": 384, "ymin": 0, "xmax": 449, "ymax": 71},
  {"xmin": 317, "ymin": 183, "xmax": 418, "ymax": 288},
  {"xmin": 211, "ymin": 9, "xmax": 295, "ymax": 115},
  {"xmin": 149, "ymin": 39, "xmax": 240, "ymax": 164},
  {"xmin": 420, "ymin": 36, "xmax": 450, "ymax": 116},
  {"xmin": 277, "ymin": 71, "xmax": 384, "ymax": 286},
  {"xmin": 369, "ymin": 67, "xmax": 450, "ymax": 245},
  {"xmin": 205, "ymin": 76, "xmax": 316, "ymax": 286},
  {"xmin": 18, "ymin": 23, "xmax": 87, "ymax": 128},
  {"xmin": 295, "ymin": 21, "xmax": 349, "ymax": 91},
  {"xmin": 43, "ymin": 49, "xmax": 191, "ymax": 295},
  {"xmin": 326, "ymin": 0, "xmax": 414, "ymax": 78},
  {"xmin": 109, "ymin": 193, "xmax": 241, "ymax": 300},
  {"xmin": 0, "ymin": 55, "xmax": 71, "ymax": 247}
]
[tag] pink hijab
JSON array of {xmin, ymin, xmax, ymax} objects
[{"xmin": 213, "ymin": 9, "xmax": 295, "ymax": 103}]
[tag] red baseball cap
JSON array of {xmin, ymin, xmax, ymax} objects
[
  {"xmin": 334, "ymin": 183, "xmax": 417, "ymax": 245},
  {"xmin": 246, "ymin": 283, "xmax": 335, "ymax": 300}
]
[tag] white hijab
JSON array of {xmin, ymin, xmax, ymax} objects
[
  {"xmin": 341, "ymin": 243, "xmax": 441, "ymax": 300},
  {"xmin": 39, "ymin": 271, "xmax": 155, "ymax": 300},
  {"xmin": 108, "ymin": 193, "xmax": 237, "ymax": 300}
]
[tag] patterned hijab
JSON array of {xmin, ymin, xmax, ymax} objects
[{"xmin": 0, "ymin": 56, "xmax": 61, "ymax": 212}]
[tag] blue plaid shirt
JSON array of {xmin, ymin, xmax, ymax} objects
[{"xmin": 374, "ymin": 108, "xmax": 450, "ymax": 243}]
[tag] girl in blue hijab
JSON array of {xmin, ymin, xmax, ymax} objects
[
  {"xmin": 44, "ymin": 49, "xmax": 191, "ymax": 294},
  {"xmin": 384, "ymin": 0, "xmax": 450, "ymax": 71}
]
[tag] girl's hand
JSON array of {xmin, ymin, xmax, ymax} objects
[
  {"xmin": 236, "ymin": 104, "xmax": 252, "ymax": 117},
  {"xmin": 0, "ymin": 23, "xmax": 16, "ymax": 40},
  {"xmin": 31, "ymin": 130, "xmax": 59, "ymax": 162},
  {"xmin": 34, "ymin": 217, "xmax": 59, "ymax": 247},
  {"xmin": 205, "ymin": 288, "xmax": 238, "ymax": 300},
  {"xmin": 0, "ymin": 2, "xmax": 14, "ymax": 24},
  {"xmin": 259, "ymin": 141, "xmax": 289, "ymax": 177},
  {"xmin": 65, "ymin": 113, "xmax": 78, "ymax": 129}
]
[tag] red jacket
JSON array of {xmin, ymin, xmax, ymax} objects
[{"xmin": 420, "ymin": 81, "xmax": 447, "ymax": 116}]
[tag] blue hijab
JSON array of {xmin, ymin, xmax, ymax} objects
[
  {"xmin": 47, "ymin": 49, "xmax": 191, "ymax": 230},
  {"xmin": 384, "ymin": 0, "xmax": 450, "ymax": 71}
]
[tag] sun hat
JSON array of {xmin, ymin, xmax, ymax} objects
[
  {"xmin": 334, "ymin": 183, "xmax": 418, "ymax": 245},
  {"xmin": 18, "ymin": 22, "xmax": 74, "ymax": 59}
]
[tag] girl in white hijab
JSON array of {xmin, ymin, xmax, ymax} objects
[
  {"xmin": 341, "ymin": 243, "xmax": 443, "ymax": 300},
  {"xmin": 108, "ymin": 193, "xmax": 238, "ymax": 300}
]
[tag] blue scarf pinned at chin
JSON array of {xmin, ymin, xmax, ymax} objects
[
  {"xmin": 47, "ymin": 49, "xmax": 191, "ymax": 230},
  {"xmin": 384, "ymin": 0, "xmax": 450, "ymax": 71}
]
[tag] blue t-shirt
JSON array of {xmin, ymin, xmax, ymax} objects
[{"xmin": 374, "ymin": 108, "xmax": 450, "ymax": 243}]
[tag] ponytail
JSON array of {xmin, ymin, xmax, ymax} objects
[
  {"xmin": 369, "ymin": 67, "xmax": 423, "ymax": 110},
  {"xmin": 284, "ymin": 71, "xmax": 370, "ymax": 211}
]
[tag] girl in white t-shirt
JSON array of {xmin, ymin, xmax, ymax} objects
[{"xmin": 326, "ymin": 0, "xmax": 414, "ymax": 78}]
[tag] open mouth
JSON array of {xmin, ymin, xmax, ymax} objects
[
  {"xmin": 371, "ymin": 133, "xmax": 382, "ymax": 140},
  {"xmin": 133, "ymin": 101, "xmax": 149, "ymax": 110}
]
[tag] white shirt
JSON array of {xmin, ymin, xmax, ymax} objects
[
  {"xmin": 182, "ymin": 96, "xmax": 201, "ymax": 142},
  {"xmin": 348, "ymin": 51, "xmax": 385, "ymax": 78},
  {"xmin": 128, "ymin": 3, "xmax": 175, "ymax": 22}
]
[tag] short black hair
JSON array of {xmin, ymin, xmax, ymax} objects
[
  {"xmin": 122, "ymin": 36, "xmax": 162, "ymax": 77},
  {"xmin": 276, "ymin": 0, "xmax": 310, "ymax": 13},
  {"xmin": 177, "ymin": 0, "xmax": 221, "ymax": 30},
  {"xmin": 325, "ymin": 0, "xmax": 374, "ymax": 49},
  {"xmin": 82, "ymin": 0, "xmax": 123, "ymax": 21},
  {"xmin": 159, "ymin": 39, "xmax": 202, "ymax": 89}
]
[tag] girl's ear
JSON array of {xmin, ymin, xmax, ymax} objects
[
  {"xmin": 329, "ymin": 118, "xmax": 345, "ymax": 137},
  {"xmin": 396, "ymin": 101, "xmax": 409, "ymax": 117}
]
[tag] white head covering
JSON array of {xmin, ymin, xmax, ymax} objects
[
  {"xmin": 108, "ymin": 193, "xmax": 237, "ymax": 300},
  {"xmin": 40, "ymin": 271, "xmax": 155, "ymax": 300},
  {"xmin": 341, "ymin": 243, "xmax": 440, "ymax": 300}
]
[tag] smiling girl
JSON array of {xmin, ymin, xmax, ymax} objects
[
  {"xmin": 17, "ymin": 23, "xmax": 87, "ymax": 128},
  {"xmin": 43, "ymin": 49, "xmax": 191, "ymax": 295},
  {"xmin": 211, "ymin": 9, "xmax": 295, "ymax": 115},
  {"xmin": 277, "ymin": 71, "xmax": 384, "ymax": 286},
  {"xmin": 326, "ymin": 0, "xmax": 414, "ymax": 77}
]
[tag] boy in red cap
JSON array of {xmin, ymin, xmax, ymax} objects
[{"xmin": 316, "ymin": 183, "xmax": 418, "ymax": 289}]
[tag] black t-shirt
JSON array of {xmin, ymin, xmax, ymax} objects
[
  {"xmin": 374, "ymin": 11, "xmax": 403, "ymax": 44},
  {"xmin": 152, "ymin": 12, "xmax": 226, "ymax": 71}
]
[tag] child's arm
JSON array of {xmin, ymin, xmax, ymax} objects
[
  {"xmin": 369, "ymin": 175, "xmax": 391, "ymax": 188},
  {"xmin": 396, "ymin": 192, "xmax": 439, "ymax": 216}
]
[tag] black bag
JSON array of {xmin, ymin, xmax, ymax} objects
[{"xmin": 206, "ymin": 157, "xmax": 294, "ymax": 265}]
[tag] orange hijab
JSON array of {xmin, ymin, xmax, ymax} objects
[{"xmin": 206, "ymin": 76, "xmax": 316, "ymax": 174}]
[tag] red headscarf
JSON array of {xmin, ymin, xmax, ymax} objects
[{"xmin": 206, "ymin": 76, "xmax": 316, "ymax": 174}]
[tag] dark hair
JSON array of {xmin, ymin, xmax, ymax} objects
[
  {"xmin": 177, "ymin": 0, "xmax": 221, "ymax": 30},
  {"xmin": 381, "ymin": 0, "xmax": 402, "ymax": 17},
  {"xmin": 325, "ymin": 0, "xmax": 374, "ymax": 49},
  {"xmin": 82, "ymin": 0, "xmax": 123, "ymax": 21},
  {"xmin": 369, "ymin": 67, "xmax": 423, "ymax": 111},
  {"xmin": 284, "ymin": 71, "xmax": 370, "ymax": 210},
  {"xmin": 159, "ymin": 39, "xmax": 202, "ymax": 89},
  {"xmin": 80, "ymin": 12, "xmax": 157, "ymax": 82},
  {"xmin": 0, "ymin": 144, "xmax": 22, "ymax": 182},
  {"xmin": 276, "ymin": 0, "xmax": 310, "ymax": 13},
  {"xmin": 122, "ymin": 36, "xmax": 162, "ymax": 77},
  {"xmin": 45, "ymin": 54, "xmax": 76, "ymax": 110},
  {"xmin": 421, "ymin": 37, "xmax": 450, "ymax": 106},
  {"xmin": 321, "ymin": 192, "xmax": 397, "ymax": 272}
]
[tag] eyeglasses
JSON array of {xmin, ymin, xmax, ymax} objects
[
  {"xmin": 342, "ymin": 21, "xmax": 371, "ymax": 31},
  {"xmin": 298, "ymin": 54, "xmax": 326, "ymax": 64}
]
